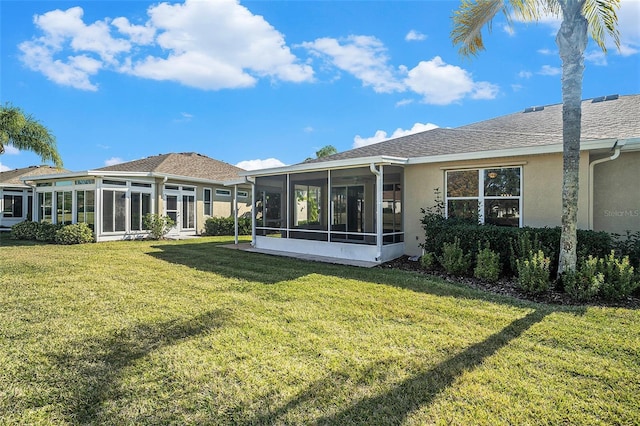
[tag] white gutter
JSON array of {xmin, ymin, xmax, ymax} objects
[
  {"xmin": 588, "ymin": 140, "xmax": 623, "ymax": 229},
  {"xmin": 370, "ymin": 163, "xmax": 383, "ymax": 261},
  {"xmin": 240, "ymin": 155, "xmax": 408, "ymax": 177}
]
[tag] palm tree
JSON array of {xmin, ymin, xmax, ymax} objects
[
  {"xmin": 304, "ymin": 144, "xmax": 338, "ymax": 162},
  {"xmin": 451, "ymin": 0, "xmax": 620, "ymax": 276},
  {"xmin": 0, "ymin": 104, "xmax": 63, "ymax": 168}
]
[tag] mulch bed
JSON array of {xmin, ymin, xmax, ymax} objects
[{"xmin": 379, "ymin": 255, "xmax": 640, "ymax": 309}]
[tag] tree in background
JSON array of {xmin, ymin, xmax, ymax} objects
[
  {"xmin": 305, "ymin": 145, "xmax": 338, "ymax": 162},
  {"xmin": 451, "ymin": 0, "xmax": 620, "ymax": 276},
  {"xmin": 0, "ymin": 104, "xmax": 63, "ymax": 168}
]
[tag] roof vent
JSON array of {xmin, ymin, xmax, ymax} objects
[
  {"xmin": 524, "ymin": 106, "xmax": 545, "ymax": 113},
  {"xmin": 592, "ymin": 94, "xmax": 619, "ymax": 103}
]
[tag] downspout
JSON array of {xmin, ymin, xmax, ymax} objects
[
  {"xmin": 588, "ymin": 141, "xmax": 621, "ymax": 230},
  {"xmin": 370, "ymin": 163, "xmax": 383, "ymax": 262},
  {"xmin": 233, "ymin": 184, "xmax": 239, "ymax": 245},
  {"xmin": 249, "ymin": 177, "xmax": 256, "ymax": 247}
]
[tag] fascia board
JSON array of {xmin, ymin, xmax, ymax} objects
[
  {"xmin": 408, "ymin": 139, "xmax": 618, "ymax": 165},
  {"xmin": 240, "ymin": 156, "xmax": 408, "ymax": 177}
]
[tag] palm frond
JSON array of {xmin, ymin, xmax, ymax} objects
[
  {"xmin": 452, "ymin": 0, "xmax": 506, "ymax": 57},
  {"xmin": 582, "ymin": 0, "xmax": 620, "ymax": 52}
]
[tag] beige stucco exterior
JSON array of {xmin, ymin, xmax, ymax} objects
[
  {"xmin": 592, "ymin": 150, "xmax": 640, "ymax": 235},
  {"xmin": 403, "ymin": 152, "xmax": 593, "ymax": 257}
]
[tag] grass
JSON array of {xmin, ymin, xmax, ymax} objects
[{"xmin": 1, "ymin": 235, "xmax": 639, "ymax": 425}]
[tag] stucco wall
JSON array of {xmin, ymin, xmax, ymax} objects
[
  {"xmin": 593, "ymin": 150, "xmax": 640, "ymax": 234},
  {"xmin": 403, "ymin": 153, "xmax": 592, "ymax": 257}
]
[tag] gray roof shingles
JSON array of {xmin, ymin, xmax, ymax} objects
[
  {"xmin": 307, "ymin": 94, "xmax": 640, "ymax": 164},
  {"xmin": 95, "ymin": 152, "xmax": 245, "ymax": 181},
  {"xmin": 0, "ymin": 165, "xmax": 69, "ymax": 186}
]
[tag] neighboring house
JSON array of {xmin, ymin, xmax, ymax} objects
[
  {"xmin": 22, "ymin": 152, "xmax": 251, "ymax": 241},
  {"xmin": 0, "ymin": 165, "xmax": 68, "ymax": 231},
  {"xmin": 242, "ymin": 94, "xmax": 640, "ymax": 265}
]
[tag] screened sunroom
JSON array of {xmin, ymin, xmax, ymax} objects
[{"xmin": 246, "ymin": 158, "xmax": 406, "ymax": 264}]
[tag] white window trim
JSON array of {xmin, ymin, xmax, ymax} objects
[
  {"xmin": 445, "ymin": 166, "xmax": 523, "ymax": 227},
  {"xmin": 203, "ymin": 187, "xmax": 212, "ymax": 216},
  {"xmin": 215, "ymin": 188, "xmax": 232, "ymax": 197}
]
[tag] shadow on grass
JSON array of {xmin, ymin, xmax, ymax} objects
[
  {"xmin": 48, "ymin": 310, "xmax": 226, "ymax": 424},
  {"xmin": 242, "ymin": 309, "xmax": 549, "ymax": 425},
  {"xmin": 149, "ymin": 241, "xmax": 587, "ymax": 313}
]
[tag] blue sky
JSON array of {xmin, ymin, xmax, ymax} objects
[{"xmin": 1, "ymin": 0, "xmax": 639, "ymax": 172}]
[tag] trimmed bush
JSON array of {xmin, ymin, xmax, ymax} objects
[
  {"xmin": 35, "ymin": 222, "xmax": 64, "ymax": 242},
  {"xmin": 204, "ymin": 216, "xmax": 251, "ymax": 236},
  {"xmin": 143, "ymin": 213, "xmax": 175, "ymax": 240},
  {"xmin": 419, "ymin": 252, "xmax": 436, "ymax": 270},
  {"xmin": 516, "ymin": 250, "xmax": 551, "ymax": 294},
  {"xmin": 599, "ymin": 251, "xmax": 638, "ymax": 300},
  {"xmin": 438, "ymin": 237, "xmax": 471, "ymax": 276},
  {"xmin": 562, "ymin": 256, "xmax": 603, "ymax": 302},
  {"xmin": 10, "ymin": 221, "xmax": 40, "ymax": 240},
  {"xmin": 55, "ymin": 223, "xmax": 94, "ymax": 245},
  {"xmin": 474, "ymin": 245, "xmax": 501, "ymax": 282}
]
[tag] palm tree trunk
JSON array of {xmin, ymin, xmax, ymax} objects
[{"xmin": 556, "ymin": 0, "xmax": 588, "ymax": 277}]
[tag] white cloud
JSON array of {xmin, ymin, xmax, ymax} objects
[
  {"xmin": 585, "ymin": 50, "xmax": 608, "ymax": 66},
  {"xmin": 301, "ymin": 35, "xmax": 405, "ymax": 93},
  {"xmin": 501, "ymin": 24, "xmax": 515, "ymax": 36},
  {"xmin": 353, "ymin": 122, "xmax": 438, "ymax": 148},
  {"xmin": 3, "ymin": 145, "xmax": 20, "ymax": 155},
  {"xmin": 236, "ymin": 158, "xmax": 286, "ymax": 170},
  {"xmin": 303, "ymin": 126, "xmax": 314, "ymax": 133},
  {"xmin": 105, "ymin": 157, "xmax": 124, "ymax": 166},
  {"xmin": 0, "ymin": 163, "xmax": 11, "ymax": 172},
  {"xmin": 615, "ymin": 0, "xmax": 640, "ymax": 56},
  {"xmin": 537, "ymin": 48, "xmax": 554, "ymax": 55},
  {"xmin": 19, "ymin": 0, "xmax": 313, "ymax": 91},
  {"xmin": 405, "ymin": 30, "xmax": 426, "ymax": 41},
  {"xmin": 538, "ymin": 65, "xmax": 561, "ymax": 76},
  {"xmin": 395, "ymin": 98, "xmax": 414, "ymax": 107},
  {"xmin": 404, "ymin": 56, "xmax": 498, "ymax": 105},
  {"xmin": 518, "ymin": 70, "xmax": 533, "ymax": 78}
]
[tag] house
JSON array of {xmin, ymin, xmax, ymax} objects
[
  {"xmin": 1, "ymin": 165, "xmax": 68, "ymax": 231},
  {"xmin": 241, "ymin": 94, "xmax": 640, "ymax": 265},
  {"xmin": 22, "ymin": 152, "xmax": 251, "ymax": 241}
]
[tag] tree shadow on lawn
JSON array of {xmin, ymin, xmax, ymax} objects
[
  {"xmin": 149, "ymin": 241, "xmax": 589, "ymax": 313},
  {"xmin": 241, "ymin": 309, "xmax": 549, "ymax": 425},
  {"xmin": 47, "ymin": 310, "xmax": 226, "ymax": 424}
]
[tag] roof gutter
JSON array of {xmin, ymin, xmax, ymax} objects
[{"xmin": 588, "ymin": 139, "xmax": 624, "ymax": 230}]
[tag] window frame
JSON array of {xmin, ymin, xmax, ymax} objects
[
  {"xmin": 203, "ymin": 188, "xmax": 212, "ymax": 216},
  {"xmin": 445, "ymin": 166, "xmax": 523, "ymax": 227}
]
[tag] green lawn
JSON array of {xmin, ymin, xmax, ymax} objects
[{"xmin": 1, "ymin": 236, "xmax": 638, "ymax": 425}]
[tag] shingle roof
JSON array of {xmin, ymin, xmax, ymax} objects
[
  {"xmin": 308, "ymin": 94, "xmax": 640, "ymax": 163},
  {"xmin": 0, "ymin": 165, "xmax": 69, "ymax": 186},
  {"xmin": 95, "ymin": 152, "xmax": 245, "ymax": 181}
]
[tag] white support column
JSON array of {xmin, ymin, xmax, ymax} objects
[
  {"xmin": 251, "ymin": 180, "xmax": 256, "ymax": 247},
  {"xmin": 370, "ymin": 163, "xmax": 383, "ymax": 261},
  {"xmin": 233, "ymin": 184, "xmax": 239, "ymax": 245},
  {"xmin": 327, "ymin": 169, "xmax": 332, "ymax": 242}
]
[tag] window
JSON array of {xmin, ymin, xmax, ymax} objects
[
  {"xmin": 446, "ymin": 167, "xmax": 521, "ymax": 227},
  {"xmin": 182, "ymin": 195, "xmax": 195, "ymax": 229},
  {"xmin": 3, "ymin": 194, "xmax": 23, "ymax": 218},
  {"xmin": 103, "ymin": 179, "xmax": 127, "ymax": 186},
  {"xmin": 76, "ymin": 190, "xmax": 95, "ymax": 230},
  {"xmin": 56, "ymin": 191, "xmax": 73, "ymax": 224},
  {"xmin": 38, "ymin": 192, "xmax": 53, "ymax": 222},
  {"xmin": 75, "ymin": 179, "xmax": 95, "ymax": 185},
  {"xmin": 295, "ymin": 184, "xmax": 322, "ymax": 226},
  {"xmin": 55, "ymin": 180, "xmax": 72, "ymax": 187},
  {"xmin": 216, "ymin": 188, "xmax": 231, "ymax": 197},
  {"xmin": 131, "ymin": 182, "xmax": 152, "ymax": 188},
  {"xmin": 131, "ymin": 192, "xmax": 151, "ymax": 231},
  {"xmin": 203, "ymin": 188, "xmax": 212, "ymax": 216},
  {"xmin": 102, "ymin": 190, "xmax": 126, "ymax": 232},
  {"xmin": 238, "ymin": 190, "xmax": 248, "ymax": 198}
]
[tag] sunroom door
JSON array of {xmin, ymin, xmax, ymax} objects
[
  {"xmin": 164, "ymin": 194, "xmax": 179, "ymax": 236},
  {"xmin": 331, "ymin": 185, "xmax": 364, "ymax": 241}
]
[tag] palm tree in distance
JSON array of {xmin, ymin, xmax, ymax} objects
[
  {"xmin": 451, "ymin": 0, "xmax": 620, "ymax": 276},
  {"xmin": 1, "ymin": 104, "xmax": 63, "ymax": 168}
]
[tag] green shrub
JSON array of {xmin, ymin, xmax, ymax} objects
[
  {"xmin": 562, "ymin": 256, "xmax": 604, "ymax": 302},
  {"xmin": 204, "ymin": 216, "xmax": 251, "ymax": 236},
  {"xmin": 55, "ymin": 223, "xmax": 94, "ymax": 245},
  {"xmin": 143, "ymin": 213, "xmax": 175, "ymax": 240},
  {"xmin": 516, "ymin": 250, "xmax": 551, "ymax": 294},
  {"xmin": 599, "ymin": 251, "xmax": 638, "ymax": 300},
  {"xmin": 35, "ymin": 222, "xmax": 64, "ymax": 242},
  {"xmin": 612, "ymin": 231, "xmax": 640, "ymax": 269},
  {"xmin": 10, "ymin": 221, "xmax": 40, "ymax": 240},
  {"xmin": 474, "ymin": 245, "xmax": 501, "ymax": 282},
  {"xmin": 438, "ymin": 237, "xmax": 471, "ymax": 276},
  {"xmin": 419, "ymin": 252, "xmax": 436, "ymax": 270}
]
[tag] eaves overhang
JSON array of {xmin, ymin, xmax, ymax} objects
[
  {"xmin": 20, "ymin": 169, "xmax": 239, "ymax": 186},
  {"xmin": 240, "ymin": 156, "xmax": 409, "ymax": 177},
  {"xmin": 407, "ymin": 138, "xmax": 620, "ymax": 165}
]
